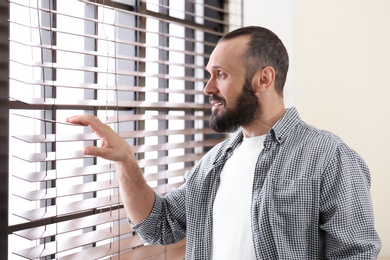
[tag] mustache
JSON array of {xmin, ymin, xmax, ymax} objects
[{"xmin": 209, "ymin": 95, "xmax": 225, "ymax": 104}]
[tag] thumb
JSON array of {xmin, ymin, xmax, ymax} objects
[
  {"xmin": 84, "ymin": 145, "xmax": 111, "ymax": 160},
  {"xmin": 84, "ymin": 146, "xmax": 100, "ymax": 156}
]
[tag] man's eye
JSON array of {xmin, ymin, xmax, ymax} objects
[{"xmin": 217, "ymin": 71, "xmax": 226, "ymax": 78}]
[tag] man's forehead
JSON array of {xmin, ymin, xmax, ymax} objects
[{"xmin": 206, "ymin": 37, "xmax": 249, "ymax": 71}]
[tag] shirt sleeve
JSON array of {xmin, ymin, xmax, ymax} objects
[
  {"xmin": 319, "ymin": 142, "xmax": 382, "ymax": 259},
  {"xmin": 130, "ymin": 183, "xmax": 187, "ymax": 245}
]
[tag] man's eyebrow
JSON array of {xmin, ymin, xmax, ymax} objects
[
  {"xmin": 205, "ymin": 65, "xmax": 223, "ymax": 72},
  {"xmin": 211, "ymin": 65, "xmax": 223, "ymax": 70}
]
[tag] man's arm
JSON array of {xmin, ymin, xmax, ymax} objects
[{"xmin": 66, "ymin": 114, "xmax": 155, "ymax": 224}]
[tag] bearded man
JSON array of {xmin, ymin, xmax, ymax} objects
[{"xmin": 67, "ymin": 26, "xmax": 381, "ymax": 259}]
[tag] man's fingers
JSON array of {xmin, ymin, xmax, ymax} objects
[
  {"xmin": 66, "ymin": 115, "xmax": 111, "ymax": 136},
  {"xmin": 84, "ymin": 146, "xmax": 103, "ymax": 157},
  {"xmin": 83, "ymin": 146, "xmax": 94, "ymax": 156},
  {"xmin": 66, "ymin": 115, "xmax": 89, "ymax": 125},
  {"xmin": 66, "ymin": 115, "xmax": 103, "ymax": 127},
  {"xmin": 67, "ymin": 115, "xmax": 121, "ymax": 161}
]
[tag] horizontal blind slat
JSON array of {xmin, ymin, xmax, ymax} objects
[
  {"xmin": 13, "ymin": 164, "xmax": 116, "ymax": 182},
  {"xmin": 58, "ymin": 235, "xmax": 145, "ymax": 260},
  {"xmin": 14, "ymin": 222, "xmax": 136, "ymax": 259},
  {"xmin": 106, "ymin": 113, "xmax": 210, "ymax": 123},
  {"xmin": 14, "ymin": 179, "xmax": 119, "ymax": 200},
  {"xmin": 14, "ymin": 176, "xmax": 185, "ymax": 201},
  {"xmin": 13, "ymin": 164, "xmax": 193, "ymax": 183},
  {"xmin": 109, "ymin": 240, "xmax": 186, "ymax": 260},
  {"xmin": 14, "ymin": 195, "xmax": 122, "ymax": 221},
  {"xmin": 10, "ymin": 0, "xmax": 224, "ymax": 42},
  {"xmin": 13, "ymin": 208, "xmax": 128, "ymax": 240},
  {"xmin": 10, "ymin": 59, "xmax": 208, "ymax": 82},
  {"xmin": 141, "ymin": 0, "xmax": 229, "ymax": 25},
  {"xmin": 110, "ymin": 244, "xmax": 166, "ymax": 260},
  {"xmin": 13, "ymin": 151, "xmax": 204, "ymax": 168},
  {"xmin": 80, "ymin": 0, "xmax": 226, "ymax": 36},
  {"xmin": 13, "ymin": 129, "xmax": 216, "ymax": 144},
  {"xmin": 15, "ymin": 182, "xmax": 182, "ymax": 222},
  {"xmin": 9, "ymin": 38, "xmax": 212, "ymax": 61},
  {"xmin": 10, "ymin": 77, "xmax": 207, "ymax": 93},
  {"xmin": 10, "ymin": 97, "xmax": 211, "ymax": 110}
]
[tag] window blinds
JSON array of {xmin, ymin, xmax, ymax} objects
[{"xmin": 6, "ymin": 0, "xmax": 242, "ymax": 259}]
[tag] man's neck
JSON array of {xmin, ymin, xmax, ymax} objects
[{"xmin": 242, "ymin": 105, "xmax": 286, "ymax": 138}]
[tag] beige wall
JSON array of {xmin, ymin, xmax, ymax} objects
[{"xmin": 244, "ymin": 0, "xmax": 390, "ymax": 258}]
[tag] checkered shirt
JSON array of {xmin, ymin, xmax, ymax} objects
[{"xmin": 131, "ymin": 107, "xmax": 381, "ymax": 259}]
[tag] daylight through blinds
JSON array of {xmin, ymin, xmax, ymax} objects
[{"xmin": 7, "ymin": 0, "xmax": 242, "ymax": 259}]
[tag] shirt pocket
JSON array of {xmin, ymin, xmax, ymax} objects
[{"xmin": 271, "ymin": 177, "xmax": 320, "ymax": 231}]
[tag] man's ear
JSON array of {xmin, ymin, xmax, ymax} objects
[{"xmin": 253, "ymin": 66, "xmax": 276, "ymax": 92}]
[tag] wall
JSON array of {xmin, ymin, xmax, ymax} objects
[
  {"xmin": 242, "ymin": 0, "xmax": 298, "ymax": 108},
  {"xmin": 243, "ymin": 0, "xmax": 390, "ymax": 258}
]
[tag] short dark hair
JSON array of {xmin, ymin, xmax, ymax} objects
[{"xmin": 219, "ymin": 26, "xmax": 289, "ymax": 96}]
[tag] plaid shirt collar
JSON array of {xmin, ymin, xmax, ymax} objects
[{"xmin": 224, "ymin": 106, "xmax": 301, "ymax": 152}]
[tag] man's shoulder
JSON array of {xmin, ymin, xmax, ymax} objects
[
  {"xmin": 295, "ymin": 120, "xmax": 344, "ymax": 146},
  {"xmin": 291, "ymin": 119, "xmax": 364, "ymax": 164}
]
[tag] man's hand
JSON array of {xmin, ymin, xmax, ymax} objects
[
  {"xmin": 66, "ymin": 114, "xmax": 155, "ymax": 224},
  {"xmin": 66, "ymin": 115, "xmax": 132, "ymax": 163}
]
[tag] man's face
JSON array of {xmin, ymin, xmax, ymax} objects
[
  {"xmin": 204, "ymin": 37, "xmax": 260, "ymax": 133},
  {"xmin": 209, "ymin": 77, "xmax": 259, "ymax": 133}
]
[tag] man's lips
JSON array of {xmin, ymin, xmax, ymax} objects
[
  {"xmin": 209, "ymin": 96, "xmax": 225, "ymax": 108},
  {"xmin": 211, "ymin": 100, "xmax": 223, "ymax": 107}
]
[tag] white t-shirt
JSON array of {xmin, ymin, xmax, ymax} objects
[{"xmin": 212, "ymin": 135, "xmax": 265, "ymax": 260}]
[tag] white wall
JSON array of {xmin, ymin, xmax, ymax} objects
[
  {"xmin": 243, "ymin": 1, "xmax": 390, "ymax": 258},
  {"xmin": 242, "ymin": 1, "xmax": 298, "ymax": 108}
]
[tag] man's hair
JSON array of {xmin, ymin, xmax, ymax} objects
[{"xmin": 219, "ymin": 26, "xmax": 289, "ymax": 96}]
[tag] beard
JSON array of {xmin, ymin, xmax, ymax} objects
[{"xmin": 209, "ymin": 77, "xmax": 260, "ymax": 133}]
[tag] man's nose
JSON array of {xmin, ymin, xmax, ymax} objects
[{"xmin": 203, "ymin": 77, "xmax": 217, "ymax": 96}]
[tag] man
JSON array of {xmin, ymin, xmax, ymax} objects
[{"xmin": 67, "ymin": 26, "xmax": 381, "ymax": 259}]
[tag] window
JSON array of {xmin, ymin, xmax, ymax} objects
[{"xmin": 3, "ymin": 0, "xmax": 242, "ymax": 259}]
